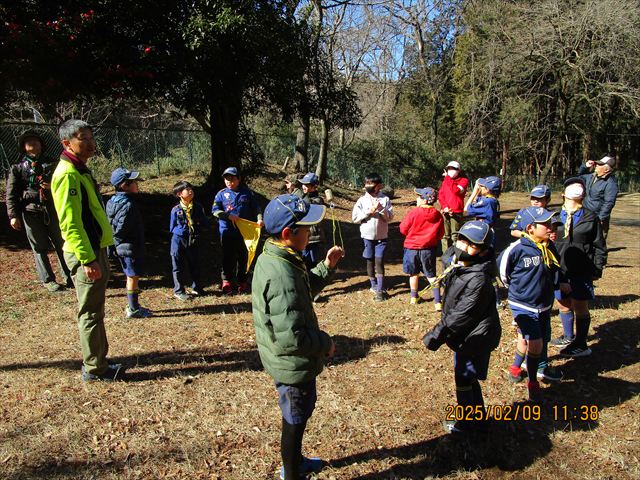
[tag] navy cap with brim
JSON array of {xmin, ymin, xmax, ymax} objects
[
  {"xmin": 530, "ymin": 185, "xmax": 551, "ymax": 198},
  {"xmin": 300, "ymin": 172, "xmax": 319, "ymax": 185},
  {"xmin": 222, "ymin": 167, "xmax": 239, "ymax": 177},
  {"xmin": 110, "ymin": 168, "xmax": 141, "ymax": 186},
  {"xmin": 454, "ymin": 220, "xmax": 493, "ymax": 246},
  {"xmin": 520, "ymin": 206, "xmax": 556, "ymax": 226},
  {"xmin": 414, "ymin": 187, "xmax": 435, "ymax": 199},
  {"xmin": 264, "ymin": 194, "xmax": 326, "ymax": 234}
]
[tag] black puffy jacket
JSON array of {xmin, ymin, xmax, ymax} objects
[
  {"xmin": 555, "ymin": 207, "xmax": 607, "ymax": 280},
  {"xmin": 423, "ymin": 249, "xmax": 501, "ymax": 355}
]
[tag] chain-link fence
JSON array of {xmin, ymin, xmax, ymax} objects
[
  {"xmin": 0, "ymin": 122, "xmax": 212, "ymax": 184},
  {"xmin": 3, "ymin": 122, "xmax": 638, "ymax": 192}
]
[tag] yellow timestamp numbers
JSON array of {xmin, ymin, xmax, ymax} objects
[
  {"xmin": 552, "ymin": 404, "xmax": 599, "ymax": 421},
  {"xmin": 444, "ymin": 404, "xmax": 600, "ymax": 422}
]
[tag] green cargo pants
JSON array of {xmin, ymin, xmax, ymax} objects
[
  {"xmin": 441, "ymin": 212, "xmax": 463, "ymax": 252},
  {"xmin": 64, "ymin": 249, "xmax": 110, "ymax": 376}
]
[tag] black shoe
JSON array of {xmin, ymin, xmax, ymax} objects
[
  {"xmin": 550, "ymin": 335, "xmax": 574, "ymax": 348},
  {"xmin": 560, "ymin": 343, "xmax": 592, "ymax": 358},
  {"xmin": 374, "ymin": 290, "xmax": 389, "ymax": 302}
]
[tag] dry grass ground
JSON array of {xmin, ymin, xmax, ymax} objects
[{"xmin": 1, "ymin": 166, "xmax": 638, "ymax": 479}]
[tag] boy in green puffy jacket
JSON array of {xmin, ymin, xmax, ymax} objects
[{"xmin": 252, "ymin": 194, "xmax": 344, "ymax": 480}]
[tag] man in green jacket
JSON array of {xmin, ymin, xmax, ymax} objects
[
  {"xmin": 252, "ymin": 194, "xmax": 344, "ymax": 480},
  {"xmin": 51, "ymin": 119, "xmax": 122, "ymax": 382}
]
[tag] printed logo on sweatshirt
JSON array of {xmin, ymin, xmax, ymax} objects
[{"xmin": 522, "ymin": 256, "xmax": 541, "ymax": 267}]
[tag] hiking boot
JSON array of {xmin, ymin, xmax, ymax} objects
[
  {"xmin": 237, "ymin": 282, "xmax": 250, "ymax": 295},
  {"xmin": 45, "ymin": 281, "xmax": 64, "ymax": 293},
  {"xmin": 508, "ymin": 365, "xmax": 525, "ymax": 384},
  {"xmin": 174, "ymin": 292, "xmax": 191, "ymax": 301},
  {"xmin": 82, "ymin": 363, "xmax": 124, "ymax": 382},
  {"xmin": 409, "ymin": 296, "xmax": 421, "ymax": 305},
  {"xmin": 434, "ymin": 302, "xmax": 443, "ymax": 312},
  {"xmin": 537, "ymin": 366, "xmax": 564, "ymax": 383},
  {"xmin": 125, "ymin": 306, "xmax": 152, "ymax": 319},
  {"xmin": 527, "ymin": 380, "xmax": 543, "ymax": 403},
  {"xmin": 222, "ymin": 281, "xmax": 234, "ymax": 295},
  {"xmin": 560, "ymin": 343, "xmax": 592, "ymax": 358},
  {"xmin": 279, "ymin": 456, "xmax": 324, "ymax": 479},
  {"xmin": 550, "ymin": 335, "xmax": 574, "ymax": 348},
  {"xmin": 374, "ymin": 290, "xmax": 389, "ymax": 302}
]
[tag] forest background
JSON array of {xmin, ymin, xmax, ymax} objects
[{"xmin": 1, "ymin": 0, "xmax": 639, "ymax": 191}]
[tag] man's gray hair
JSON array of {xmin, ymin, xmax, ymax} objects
[{"xmin": 58, "ymin": 119, "xmax": 91, "ymax": 142}]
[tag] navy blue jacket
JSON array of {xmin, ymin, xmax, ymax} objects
[
  {"xmin": 578, "ymin": 166, "xmax": 618, "ymax": 221},
  {"xmin": 498, "ymin": 237, "xmax": 560, "ymax": 313},
  {"xmin": 169, "ymin": 202, "xmax": 208, "ymax": 238},
  {"xmin": 106, "ymin": 192, "xmax": 145, "ymax": 258},
  {"xmin": 423, "ymin": 249, "xmax": 501, "ymax": 356},
  {"xmin": 466, "ymin": 195, "xmax": 499, "ymax": 226},
  {"xmin": 211, "ymin": 185, "xmax": 261, "ymax": 235},
  {"xmin": 555, "ymin": 207, "xmax": 607, "ymax": 279}
]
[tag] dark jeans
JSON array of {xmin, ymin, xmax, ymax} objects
[
  {"xmin": 23, "ymin": 209, "xmax": 71, "ymax": 284},
  {"xmin": 171, "ymin": 235, "xmax": 202, "ymax": 293}
]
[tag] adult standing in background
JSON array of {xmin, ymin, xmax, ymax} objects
[
  {"xmin": 578, "ymin": 155, "xmax": 618, "ymax": 240},
  {"xmin": 51, "ymin": 119, "xmax": 122, "ymax": 382},
  {"xmin": 437, "ymin": 160, "xmax": 469, "ymax": 252},
  {"xmin": 6, "ymin": 130, "xmax": 71, "ymax": 292}
]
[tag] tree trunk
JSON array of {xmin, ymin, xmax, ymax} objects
[
  {"xmin": 207, "ymin": 99, "xmax": 242, "ymax": 189},
  {"xmin": 540, "ymin": 136, "xmax": 563, "ymax": 184},
  {"xmin": 294, "ymin": 113, "xmax": 310, "ymax": 172},
  {"xmin": 501, "ymin": 136, "xmax": 510, "ymax": 188},
  {"xmin": 316, "ymin": 118, "xmax": 329, "ymax": 182}
]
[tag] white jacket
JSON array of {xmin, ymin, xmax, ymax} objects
[{"xmin": 351, "ymin": 192, "xmax": 393, "ymax": 240}]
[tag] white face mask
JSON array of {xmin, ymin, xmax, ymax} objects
[{"xmin": 447, "ymin": 169, "xmax": 459, "ymax": 178}]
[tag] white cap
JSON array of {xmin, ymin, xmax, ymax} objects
[{"xmin": 446, "ymin": 161, "xmax": 461, "ymax": 170}]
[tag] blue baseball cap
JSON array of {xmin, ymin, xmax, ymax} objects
[
  {"xmin": 110, "ymin": 167, "xmax": 140, "ymax": 187},
  {"xmin": 300, "ymin": 172, "xmax": 319, "ymax": 185},
  {"xmin": 563, "ymin": 176, "xmax": 585, "ymax": 188},
  {"xmin": 530, "ymin": 185, "xmax": 551, "ymax": 198},
  {"xmin": 222, "ymin": 167, "xmax": 239, "ymax": 177},
  {"xmin": 519, "ymin": 206, "xmax": 556, "ymax": 227},
  {"xmin": 455, "ymin": 220, "xmax": 494, "ymax": 246},
  {"xmin": 477, "ymin": 176, "xmax": 502, "ymax": 193},
  {"xmin": 414, "ymin": 187, "xmax": 436, "ymax": 201},
  {"xmin": 264, "ymin": 194, "xmax": 326, "ymax": 234}
]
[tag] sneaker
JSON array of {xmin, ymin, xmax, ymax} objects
[
  {"xmin": 191, "ymin": 288, "xmax": 206, "ymax": 296},
  {"xmin": 434, "ymin": 302, "xmax": 443, "ymax": 312},
  {"xmin": 174, "ymin": 292, "xmax": 191, "ymax": 301},
  {"xmin": 369, "ymin": 287, "xmax": 377, "ymax": 294},
  {"xmin": 508, "ymin": 365, "xmax": 525, "ymax": 384},
  {"xmin": 550, "ymin": 335, "xmax": 574, "ymax": 348},
  {"xmin": 82, "ymin": 363, "xmax": 124, "ymax": 382},
  {"xmin": 45, "ymin": 281, "xmax": 64, "ymax": 293},
  {"xmin": 125, "ymin": 306, "xmax": 152, "ymax": 319},
  {"xmin": 443, "ymin": 419, "xmax": 471, "ymax": 434},
  {"xmin": 237, "ymin": 282, "xmax": 250, "ymax": 295},
  {"xmin": 279, "ymin": 456, "xmax": 324, "ymax": 479},
  {"xmin": 537, "ymin": 366, "xmax": 563, "ymax": 383},
  {"xmin": 222, "ymin": 281, "xmax": 234, "ymax": 295},
  {"xmin": 410, "ymin": 296, "xmax": 420, "ymax": 305},
  {"xmin": 560, "ymin": 343, "xmax": 592, "ymax": 358},
  {"xmin": 527, "ymin": 380, "xmax": 543, "ymax": 403},
  {"xmin": 374, "ymin": 290, "xmax": 389, "ymax": 302}
]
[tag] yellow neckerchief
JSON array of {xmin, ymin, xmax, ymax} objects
[
  {"xmin": 418, "ymin": 204, "xmax": 434, "ymax": 209},
  {"xmin": 485, "ymin": 193, "xmax": 496, "ymax": 199},
  {"xmin": 265, "ymin": 238, "xmax": 307, "ymax": 274},
  {"xmin": 521, "ymin": 233, "xmax": 560, "ymax": 268},
  {"xmin": 180, "ymin": 200, "xmax": 194, "ymax": 233},
  {"xmin": 562, "ymin": 204, "xmax": 581, "ymax": 239}
]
